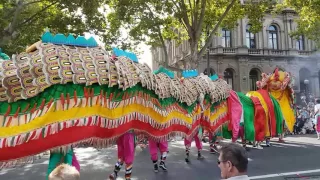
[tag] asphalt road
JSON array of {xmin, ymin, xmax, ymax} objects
[{"xmin": 1, "ymin": 135, "xmax": 320, "ymax": 180}]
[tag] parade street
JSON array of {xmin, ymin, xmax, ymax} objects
[{"xmin": 1, "ymin": 135, "xmax": 320, "ymax": 180}]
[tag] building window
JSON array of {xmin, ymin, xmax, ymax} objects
[
  {"xmin": 249, "ymin": 69, "xmax": 261, "ymax": 91},
  {"xmin": 246, "ymin": 25, "xmax": 256, "ymax": 49},
  {"xmin": 268, "ymin": 25, "xmax": 278, "ymax": 49},
  {"xmin": 296, "ymin": 35, "xmax": 305, "ymax": 50},
  {"xmin": 224, "ymin": 68, "xmax": 234, "ymax": 89},
  {"xmin": 222, "ymin": 28, "xmax": 232, "ymax": 47}
]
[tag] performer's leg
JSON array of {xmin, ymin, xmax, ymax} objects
[
  {"xmin": 109, "ymin": 136, "xmax": 125, "ymax": 180},
  {"xmin": 47, "ymin": 151, "xmax": 63, "ymax": 180},
  {"xmin": 184, "ymin": 137, "xmax": 192, "ymax": 162},
  {"xmin": 148, "ymin": 139, "xmax": 159, "ymax": 172},
  {"xmin": 209, "ymin": 132, "xmax": 218, "ymax": 154},
  {"xmin": 256, "ymin": 141, "xmax": 263, "ymax": 150},
  {"xmin": 194, "ymin": 134, "xmax": 204, "ymax": 159},
  {"xmin": 317, "ymin": 116, "xmax": 320, "ymax": 140},
  {"xmin": 266, "ymin": 137, "xmax": 271, "ymax": 147},
  {"xmin": 279, "ymin": 120, "xmax": 285, "ymax": 143},
  {"xmin": 158, "ymin": 141, "xmax": 168, "ymax": 171},
  {"xmin": 123, "ymin": 133, "xmax": 135, "ymax": 180}
]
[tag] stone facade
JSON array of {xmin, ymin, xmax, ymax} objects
[{"xmin": 151, "ymin": 10, "xmax": 319, "ymax": 97}]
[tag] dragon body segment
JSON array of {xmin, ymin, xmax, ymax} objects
[{"xmin": 0, "ymin": 34, "xmax": 231, "ymax": 168}]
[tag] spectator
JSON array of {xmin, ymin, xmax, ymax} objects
[
  {"xmin": 218, "ymin": 143, "xmax": 249, "ymax": 180},
  {"xmin": 48, "ymin": 164, "xmax": 80, "ymax": 180}
]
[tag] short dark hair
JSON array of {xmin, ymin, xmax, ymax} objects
[
  {"xmin": 220, "ymin": 143, "xmax": 248, "ymax": 173},
  {"xmin": 316, "ymin": 99, "xmax": 320, "ymax": 104}
]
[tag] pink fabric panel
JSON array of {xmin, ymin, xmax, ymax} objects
[
  {"xmin": 149, "ymin": 139, "xmax": 168, "ymax": 161},
  {"xmin": 184, "ymin": 132, "xmax": 202, "ymax": 150},
  {"xmin": 229, "ymin": 90, "xmax": 242, "ymax": 140},
  {"xmin": 117, "ymin": 132, "xmax": 135, "ymax": 165},
  {"xmin": 72, "ymin": 154, "xmax": 80, "ymax": 172}
]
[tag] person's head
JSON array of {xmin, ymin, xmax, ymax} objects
[
  {"xmin": 48, "ymin": 164, "xmax": 80, "ymax": 180},
  {"xmin": 218, "ymin": 143, "xmax": 248, "ymax": 179},
  {"xmin": 316, "ymin": 99, "xmax": 320, "ymax": 104}
]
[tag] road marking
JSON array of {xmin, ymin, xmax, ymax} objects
[{"xmin": 249, "ymin": 169, "xmax": 320, "ymax": 179}]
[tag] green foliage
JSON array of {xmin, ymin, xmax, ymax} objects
[
  {"xmin": 107, "ymin": 0, "xmax": 274, "ymax": 67},
  {"xmin": 280, "ymin": 0, "xmax": 320, "ymax": 48},
  {"xmin": 0, "ymin": 0, "xmax": 110, "ymax": 55}
]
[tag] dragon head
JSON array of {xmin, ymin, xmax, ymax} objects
[
  {"xmin": 268, "ymin": 68, "xmax": 287, "ymax": 92},
  {"xmin": 257, "ymin": 68, "xmax": 293, "ymax": 93}
]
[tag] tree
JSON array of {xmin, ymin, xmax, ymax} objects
[
  {"xmin": 107, "ymin": 0, "xmax": 272, "ymax": 69},
  {"xmin": 278, "ymin": 0, "xmax": 320, "ymax": 48},
  {"xmin": 0, "ymin": 0, "xmax": 114, "ymax": 55}
]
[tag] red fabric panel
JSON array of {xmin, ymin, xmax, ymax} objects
[
  {"xmin": 251, "ymin": 96, "xmax": 266, "ymax": 141},
  {"xmin": 0, "ymin": 119, "xmax": 200, "ymax": 162},
  {"xmin": 257, "ymin": 89, "xmax": 276, "ymax": 137}
]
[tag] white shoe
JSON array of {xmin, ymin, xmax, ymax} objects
[{"xmin": 257, "ymin": 145, "xmax": 263, "ymax": 150}]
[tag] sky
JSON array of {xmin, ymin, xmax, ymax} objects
[{"xmin": 84, "ymin": 33, "xmax": 153, "ymax": 68}]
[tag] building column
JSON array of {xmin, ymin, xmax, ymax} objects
[
  {"xmin": 238, "ymin": 57, "xmax": 249, "ymax": 92},
  {"xmin": 280, "ymin": 30, "xmax": 285, "ymax": 50},
  {"xmin": 311, "ymin": 73, "xmax": 320, "ymax": 97},
  {"xmin": 237, "ymin": 19, "xmax": 242, "ymax": 47},
  {"xmin": 286, "ymin": 19, "xmax": 292, "ymax": 49},
  {"xmin": 264, "ymin": 30, "xmax": 269, "ymax": 49},
  {"xmin": 241, "ymin": 19, "xmax": 246, "ymax": 46}
]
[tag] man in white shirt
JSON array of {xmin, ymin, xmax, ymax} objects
[{"xmin": 218, "ymin": 143, "xmax": 249, "ymax": 180}]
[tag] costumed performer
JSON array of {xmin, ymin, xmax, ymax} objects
[
  {"xmin": 47, "ymin": 147, "xmax": 80, "ymax": 180},
  {"xmin": 208, "ymin": 130, "xmax": 221, "ymax": 154},
  {"xmin": 314, "ymin": 99, "xmax": 320, "ymax": 140},
  {"xmin": 184, "ymin": 127, "xmax": 204, "ymax": 162},
  {"xmin": 109, "ymin": 131, "xmax": 135, "ymax": 180},
  {"xmin": 148, "ymin": 138, "xmax": 168, "ymax": 172}
]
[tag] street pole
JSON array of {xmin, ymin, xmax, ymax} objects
[{"xmin": 206, "ymin": 25, "xmax": 210, "ymax": 76}]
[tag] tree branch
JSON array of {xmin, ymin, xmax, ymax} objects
[
  {"xmin": 193, "ymin": 0, "xmax": 200, "ymax": 29},
  {"xmin": 7, "ymin": 0, "xmax": 24, "ymax": 34},
  {"xmin": 144, "ymin": 2, "xmax": 171, "ymax": 68},
  {"xmin": 175, "ymin": 0, "xmax": 193, "ymax": 37},
  {"xmin": 198, "ymin": 0, "xmax": 237, "ymax": 57},
  {"xmin": 18, "ymin": 1, "xmax": 59, "ymax": 27},
  {"xmin": 187, "ymin": 0, "xmax": 194, "ymax": 26},
  {"xmin": 24, "ymin": 0, "xmax": 46, "ymax": 7},
  {"xmin": 195, "ymin": 0, "xmax": 206, "ymax": 40}
]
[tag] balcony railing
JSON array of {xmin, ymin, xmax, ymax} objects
[{"xmin": 209, "ymin": 46, "xmax": 313, "ymax": 57}]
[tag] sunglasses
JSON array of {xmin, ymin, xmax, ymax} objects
[
  {"xmin": 217, "ymin": 160, "xmax": 233, "ymax": 166},
  {"xmin": 217, "ymin": 160, "xmax": 225, "ymax": 165}
]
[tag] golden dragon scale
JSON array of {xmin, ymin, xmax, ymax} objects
[{"xmin": 0, "ymin": 33, "xmax": 231, "ymax": 168}]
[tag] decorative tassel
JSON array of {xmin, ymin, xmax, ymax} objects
[
  {"xmin": 22, "ymin": 104, "xmax": 30, "ymax": 113},
  {"xmin": 60, "ymin": 93, "xmax": 65, "ymax": 110},
  {"xmin": 13, "ymin": 107, "xmax": 21, "ymax": 118},
  {"xmin": 30, "ymin": 103, "xmax": 37, "ymax": 114},
  {"xmin": 66, "ymin": 93, "xmax": 70, "ymax": 110},
  {"xmin": 73, "ymin": 90, "xmax": 78, "ymax": 107},
  {"xmin": 6, "ymin": 116, "xmax": 13, "ymax": 127},
  {"xmin": 4, "ymin": 105, "xmax": 11, "ymax": 117},
  {"xmin": 90, "ymin": 88, "xmax": 94, "ymax": 107}
]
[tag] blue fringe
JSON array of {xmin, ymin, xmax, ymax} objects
[
  {"xmin": 112, "ymin": 47, "xmax": 139, "ymax": 63},
  {"xmin": 153, "ymin": 66, "xmax": 175, "ymax": 79},
  {"xmin": 182, "ymin": 69, "xmax": 198, "ymax": 78},
  {"xmin": 41, "ymin": 32, "xmax": 98, "ymax": 47}
]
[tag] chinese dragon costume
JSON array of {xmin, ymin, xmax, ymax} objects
[
  {"xmin": 224, "ymin": 68, "xmax": 296, "ymax": 146},
  {"xmin": 0, "ymin": 32, "xmax": 231, "ymax": 168}
]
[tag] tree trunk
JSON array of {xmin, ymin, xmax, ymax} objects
[
  {"xmin": 0, "ymin": 0, "xmax": 24, "ymax": 46},
  {"xmin": 189, "ymin": 39, "xmax": 199, "ymax": 69}
]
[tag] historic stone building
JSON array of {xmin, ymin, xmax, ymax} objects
[{"xmin": 151, "ymin": 9, "xmax": 319, "ymax": 97}]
